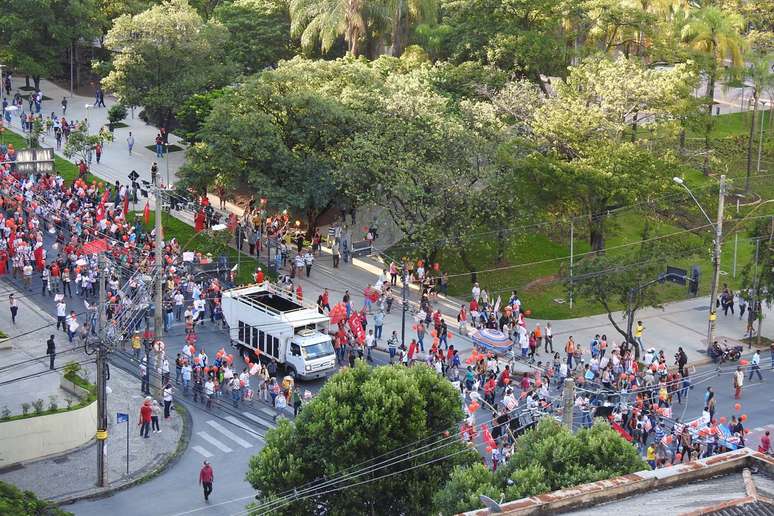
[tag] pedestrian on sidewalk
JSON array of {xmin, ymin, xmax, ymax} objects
[
  {"xmin": 303, "ymin": 250, "xmax": 314, "ymax": 277},
  {"xmin": 139, "ymin": 398, "xmax": 152, "ymax": 438},
  {"xmin": 332, "ymin": 240, "xmax": 340, "ymax": 268},
  {"xmin": 61, "ymin": 97, "xmax": 67, "ymax": 115},
  {"xmin": 151, "ymin": 400, "xmax": 161, "ymax": 433},
  {"xmin": 140, "ymin": 358, "xmax": 149, "ymax": 395},
  {"xmin": 127, "ymin": 132, "xmax": 134, "ymax": 155},
  {"xmin": 748, "ymin": 351, "xmax": 763, "ymax": 381},
  {"xmin": 387, "ymin": 331, "xmax": 398, "ymax": 363},
  {"xmin": 634, "ymin": 321, "xmax": 645, "ymax": 352},
  {"xmin": 163, "ymin": 383, "xmax": 174, "ymax": 419},
  {"xmin": 151, "ymin": 162, "xmax": 158, "ymax": 185},
  {"xmin": 374, "ymin": 310, "xmax": 384, "ymax": 341},
  {"xmin": 46, "ymin": 335, "xmax": 56, "ymax": 370},
  {"xmin": 733, "ymin": 366, "xmax": 744, "ymax": 399},
  {"xmin": 199, "ymin": 461, "xmax": 214, "ymax": 502},
  {"xmin": 95, "ymin": 142, "xmax": 102, "ymax": 163},
  {"xmin": 56, "ymin": 298, "xmax": 67, "ymax": 331},
  {"xmin": 9, "ymin": 293, "xmax": 18, "ymax": 324}
]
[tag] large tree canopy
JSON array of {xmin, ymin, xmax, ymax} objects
[
  {"xmin": 0, "ymin": 0, "xmax": 101, "ymax": 88},
  {"xmin": 101, "ymin": 0, "xmax": 233, "ymax": 127},
  {"xmin": 246, "ymin": 362, "xmax": 476, "ymax": 515}
]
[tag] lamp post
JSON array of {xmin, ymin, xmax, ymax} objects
[
  {"xmin": 673, "ymin": 175, "xmax": 726, "ymax": 354},
  {"xmin": 165, "ymin": 142, "xmax": 170, "ymax": 186},
  {"xmin": 757, "ymin": 100, "xmax": 768, "ymax": 176}
]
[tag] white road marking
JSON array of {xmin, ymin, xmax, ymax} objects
[
  {"xmin": 191, "ymin": 445, "xmax": 212, "ymax": 458},
  {"xmin": 754, "ymin": 427, "xmax": 765, "ymax": 432},
  {"xmin": 197, "ymin": 431, "xmax": 233, "ymax": 453},
  {"xmin": 206, "ymin": 420, "xmax": 253, "ymax": 448},
  {"xmin": 259, "ymin": 407, "xmax": 276, "ymax": 418},
  {"xmin": 223, "ymin": 414, "xmax": 266, "ymax": 438},
  {"xmin": 240, "ymin": 412, "xmax": 275, "ymax": 432}
]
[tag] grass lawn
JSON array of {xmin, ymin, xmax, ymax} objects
[
  {"xmin": 140, "ymin": 212, "xmax": 269, "ymax": 285},
  {"xmin": 388, "ymin": 113, "xmax": 774, "ymax": 320},
  {"xmin": 3, "ymin": 128, "xmax": 90, "ymax": 183},
  {"xmin": 144, "ymin": 144, "xmax": 184, "ymax": 153},
  {"xmin": 111, "ymin": 122, "xmax": 129, "ymax": 129}
]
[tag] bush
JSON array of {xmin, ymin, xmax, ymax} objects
[
  {"xmin": 63, "ymin": 361, "xmax": 81, "ymax": 377},
  {"xmin": 48, "ymin": 395, "xmax": 58, "ymax": 412},
  {"xmin": 21, "ymin": 403, "xmax": 30, "ymax": 416},
  {"xmin": 1, "ymin": 406, "xmax": 10, "ymax": 420},
  {"xmin": 0, "ymin": 480, "xmax": 73, "ymax": 515},
  {"xmin": 107, "ymin": 104, "xmax": 128, "ymax": 128},
  {"xmin": 31, "ymin": 399, "xmax": 45, "ymax": 415}
]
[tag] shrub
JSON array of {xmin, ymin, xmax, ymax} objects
[
  {"xmin": 32, "ymin": 399, "xmax": 45, "ymax": 415},
  {"xmin": 1, "ymin": 406, "xmax": 10, "ymax": 420},
  {"xmin": 48, "ymin": 395, "xmax": 59, "ymax": 412},
  {"xmin": 21, "ymin": 403, "xmax": 30, "ymax": 416}
]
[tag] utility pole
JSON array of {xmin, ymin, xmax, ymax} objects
[
  {"xmin": 569, "ymin": 219, "xmax": 574, "ymax": 309},
  {"xmin": 96, "ymin": 253, "xmax": 108, "ymax": 487},
  {"xmin": 401, "ymin": 270, "xmax": 408, "ymax": 347},
  {"xmin": 706, "ymin": 174, "xmax": 726, "ymax": 354},
  {"xmin": 562, "ymin": 378, "xmax": 575, "ymax": 431},
  {"xmin": 153, "ymin": 188, "xmax": 163, "ymax": 395}
]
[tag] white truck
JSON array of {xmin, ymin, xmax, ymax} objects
[{"xmin": 221, "ymin": 282, "xmax": 337, "ymax": 381}]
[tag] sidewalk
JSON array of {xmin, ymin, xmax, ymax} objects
[
  {"xmin": 0, "ymin": 265, "xmax": 185, "ymax": 502},
  {"xmin": 5, "ymin": 75, "xmax": 187, "ymax": 188}
]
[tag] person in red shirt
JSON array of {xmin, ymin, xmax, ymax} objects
[
  {"xmin": 199, "ymin": 460, "xmax": 214, "ymax": 501},
  {"xmin": 139, "ymin": 398, "xmax": 152, "ymax": 438},
  {"xmin": 255, "ymin": 268, "xmax": 264, "ymax": 284},
  {"xmin": 484, "ymin": 375, "xmax": 497, "ymax": 405},
  {"xmin": 407, "ymin": 339, "xmax": 417, "ymax": 363},
  {"xmin": 759, "ymin": 431, "xmax": 771, "ymax": 454}
]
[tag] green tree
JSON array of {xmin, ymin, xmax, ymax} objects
[
  {"xmin": 101, "ymin": 0, "xmax": 234, "ymax": 128},
  {"xmin": 175, "ymin": 89, "xmax": 225, "ymax": 144},
  {"xmin": 179, "ymin": 72, "xmax": 357, "ymax": 228},
  {"xmin": 63, "ymin": 127, "xmax": 113, "ymax": 168},
  {"xmin": 739, "ymin": 52, "xmax": 774, "ymax": 193},
  {"xmin": 289, "ymin": 0, "xmax": 374, "ymax": 56},
  {"xmin": 0, "ymin": 0, "xmax": 101, "ymax": 90},
  {"xmin": 214, "ymin": 0, "xmax": 296, "ymax": 73},
  {"xmin": 681, "ymin": 6, "xmax": 746, "ymax": 175},
  {"xmin": 436, "ymin": 419, "xmax": 647, "ymax": 514},
  {"xmin": 0, "ymin": 480, "xmax": 72, "ymax": 516},
  {"xmin": 246, "ymin": 362, "xmax": 477, "ymax": 515}
]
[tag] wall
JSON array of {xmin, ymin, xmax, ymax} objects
[{"xmin": 0, "ymin": 400, "xmax": 97, "ymax": 467}]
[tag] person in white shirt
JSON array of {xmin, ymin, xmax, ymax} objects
[
  {"xmin": 365, "ymin": 330, "xmax": 375, "ymax": 361},
  {"xmin": 67, "ymin": 312, "xmax": 79, "ymax": 343},
  {"xmin": 163, "ymin": 383, "xmax": 173, "ymax": 419},
  {"xmin": 471, "ymin": 283, "xmax": 481, "ymax": 303},
  {"xmin": 204, "ymin": 379, "xmax": 215, "ymax": 409},
  {"xmin": 56, "ymin": 300, "xmax": 67, "ymax": 331},
  {"xmin": 749, "ymin": 351, "xmax": 763, "ymax": 381},
  {"xmin": 174, "ymin": 291, "xmax": 184, "ymax": 321}
]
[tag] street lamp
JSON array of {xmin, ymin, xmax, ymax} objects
[
  {"xmin": 757, "ymin": 100, "xmax": 768, "ymax": 176},
  {"xmin": 165, "ymin": 142, "xmax": 170, "ymax": 186},
  {"xmin": 673, "ymin": 175, "xmax": 726, "ymax": 354}
]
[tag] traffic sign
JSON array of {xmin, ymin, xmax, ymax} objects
[
  {"xmin": 117, "ymin": 412, "xmax": 129, "ymax": 424},
  {"xmin": 128, "ymin": 170, "xmax": 139, "ymax": 181}
]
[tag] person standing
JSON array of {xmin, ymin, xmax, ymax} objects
[
  {"xmin": 749, "ymin": 350, "xmax": 763, "ymax": 382},
  {"xmin": 95, "ymin": 142, "xmax": 102, "ymax": 164},
  {"xmin": 199, "ymin": 461, "xmax": 214, "ymax": 502},
  {"xmin": 155, "ymin": 133, "xmax": 163, "ymax": 158},
  {"xmin": 151, "ymin": 400, "xmax": 161, "ymax": 433},
  {"xmin": 544, "ymin": 322, "xmax": 554, "ymax": 353},
  {"xmin": 151, "ymin": 162, "xmax": 158, "ymax": 185},
  {"xmin": 734, "ymin": 366, "xmax": 744, "ymax": 399},
  {"xmin": 303, "ymin": 250, "xmax": 314, "ymax": 277},
  {"xmin": 61, "ymin": 97, "xmax": 67, "ymax": 115},
  {"xmin": 331, "ymin": 240, "xmax": 340, "ymax": 268},
  {"xmin": 56, "ymin": 299, "xmax": 67, "ymax": 331},
  {"xmin": 46, "ymin": 335, "xmax": 56, "ymax": 370},
  {"xmin": 126, "ymin": 131, "xmax": 135, "ymax": 155},
  {"xmin": 163, "ymin": 383, "xmax": 173, "ymax": 419},
  {"xmin": 634, "ymin": 321, "xmax": 645, "ymax": 352},
  {"xmin": 138, "ymin": 398, "xmax": 152, "ymax": 438}
]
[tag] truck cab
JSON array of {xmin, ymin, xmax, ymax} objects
[{"xmin": 221, "ymin": 282, "xmax": 336, "ymax": 381}]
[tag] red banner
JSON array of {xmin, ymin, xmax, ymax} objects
[{"xmin": 82, "ymin": 239, "xmax": 109, "ymax": 255}]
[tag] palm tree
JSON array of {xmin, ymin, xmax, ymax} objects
[
  {"xmin": 681, "ymin": 6, "xmax": 745, "ymax": 175},
  {"xmin": 289, "ymin": 0, "xmax": 367, "ymax": 56},
  {"xmin": 386, "ymin": 0, "xmax": 437, "ymax": 56},
  {"xmin": 741, "ymin": 53, "xmax": 774, "ymax": 192}
]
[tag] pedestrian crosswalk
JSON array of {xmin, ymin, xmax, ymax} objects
[{"xmin": 192, "ymin": 411, "xmax": 273, "ymax": 459}]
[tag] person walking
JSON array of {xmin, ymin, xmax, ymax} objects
[
  {"xmin": 199, "ymin": 461, "xmax": 214, "ymax": 502},
  {"xmin": 138, "ymin": 398, "xmax": 152, "ymax": 438},
  {"xmin": 749, "ymin": 350, "xmax": 763, "ymax": 382},
  {"xmin": 634, "ymin": 321, "xmax": 645, "ymax": 352},
  {"xmin": 127, "ymin": 131, "xmax": 134, "ymax": 155},
  {"xmin": 61, "ymin": 97, "xmax": 67, "ymax": 115},
  {"xmin": 9, "ymin": 293, "xmax": 18, "ymax": 324},
  {"xmin": 734, "ymin": 366, "xmax": 744, "ymax": 399},
  {"xmin": 544, "ymin": 322, "xmax": 553, "ymax": 353},
  {"xmin": 46, "ymin": 335, "xmax": 56, "ymax": 370}
]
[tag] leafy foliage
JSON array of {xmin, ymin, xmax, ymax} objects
[
  {"xmin": 246, "ymin": 362, "xmax": 477, "ymax": 515},
  {"xmin": 0, "ymin": 481, "xmax": 72, "ymax": 516},
  {"xmin": 100, "ymin": 0, "xmax": 234, "ymax": 127},
  {"xmin": 434, "ymin": 419, "xmax": 647, "ymax": 514}
]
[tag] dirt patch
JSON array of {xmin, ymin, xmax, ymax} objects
[{"xmin": 523, "ymin": 274, "xmax": 559, "ymax": 292}]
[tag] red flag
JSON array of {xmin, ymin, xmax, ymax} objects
[
  {"xmin": 82, "ymin": 239, "xmax": 109, "ymax": 255},
  {"xmin": 123, "ymin": 194, "xmax": 129, "ymax": 217},
  {"xmin": 143, "ymin": 201, "xmax": 150, "ymax": 225}
]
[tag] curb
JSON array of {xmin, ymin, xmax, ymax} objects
[{"xmin": 52, "ymin": 401, "xmax": 192, "ymax": 506}]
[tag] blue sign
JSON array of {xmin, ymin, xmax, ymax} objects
[{"xmin": 117, "ymin": 412, "xmax": 129, "ymax": 424}]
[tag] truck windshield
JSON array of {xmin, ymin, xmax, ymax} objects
[{"xmin": 301, "ymin": 340, "xmax": 335, "ymax": 360}]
